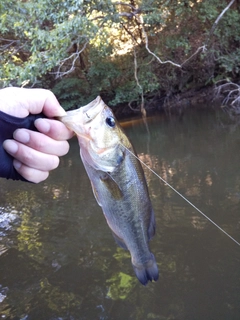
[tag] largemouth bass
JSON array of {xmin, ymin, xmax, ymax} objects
[{"xmin": 59, "ymin": 96, "xmax": 159, "ymax": 285}]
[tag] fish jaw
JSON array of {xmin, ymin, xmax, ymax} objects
[
  {"xmin": 80, "ymin": 96, "xmax": 105, "ymax": 122},
  {"xmin": 58, "ymin": 96, "xmax": 105, "ymax": 140},
  {"xmin": 58, "ymin": 107, "xmax": 87, "ymax": 139}
]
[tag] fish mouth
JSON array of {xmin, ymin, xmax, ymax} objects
[
  {"xmin": 81, "ymin": 96, "xmax": 105, "ymax": 123},
  {"xmin": 58, "ymin": 96, "xmax": 105, "ymax": 140}
]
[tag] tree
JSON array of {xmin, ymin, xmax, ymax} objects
[{"xmin": 0, "ymin": 0, "xmax": 239, "ymax": 111}]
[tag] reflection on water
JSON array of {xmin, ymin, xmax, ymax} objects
[{"xmin": 0, "ymin": 108, "xmax": 240, "ymax": 319}]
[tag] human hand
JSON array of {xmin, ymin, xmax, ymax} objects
[{"xmin": 0, "ymin": 87, "xmax": 74, "ymax": 183}]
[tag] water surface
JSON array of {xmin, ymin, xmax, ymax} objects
[{"xmin": 0, "ymin": 107, "xmax": 240, "ymax": 319}]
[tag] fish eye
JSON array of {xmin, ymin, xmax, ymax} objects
[{"xmin": 106, "ymin": 116, "xmax": 116, "ymax": 128}]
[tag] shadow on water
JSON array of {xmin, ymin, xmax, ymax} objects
[{"xmin": 0, "ymin": 107, "xmax": 240, "ymax": 319}]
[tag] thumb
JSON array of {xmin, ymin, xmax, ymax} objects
[
  {"xmin": 0, "ymin": 87, "xmax": 66, "ymax": 118},
  {"xmin": 24, "ymin": 88, "xmax": 67, "ymax": 118}
]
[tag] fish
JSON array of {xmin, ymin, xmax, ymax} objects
[{"xmin": 59, "ymin": 96, "xmax": 159, "ymax": 285}]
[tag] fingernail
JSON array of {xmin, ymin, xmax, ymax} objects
[
  {"xmin": 13, "ymin": 159, "xmax": 22, "ymax": 169},
  {"xmin": 3, "ymin": 140, "xmax": 19, "ymax": 154},
  {"xmin": 14, "ymin": 129, "xmax": 30, "ymax": 144},
  {"xmin": 34, "ymin": 118, "xmax": 51, "ymax": 133}
]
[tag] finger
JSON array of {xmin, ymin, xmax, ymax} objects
[
  {"xmin": 34, "ymin": 118, "xmax": 74, "ymax": 140},
  {"xmin": 13, "ymin": 129, "xmax": 70, "ymax": 156},
  {"xmin": 32, "ymin": 89, "xmax": 67, "ymax": 118},
  {"xmin": 0, "ymin": 87, "xmax": 66, "ymax": 118},
  {"xmin": 13, "ymin": 160, "xmax": 49, "ymax": 183},
  {"xmin": 3, "ymin": 140, "xmax": 60, "ymax": 171}
]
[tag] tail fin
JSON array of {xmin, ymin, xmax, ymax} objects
[{"xmin": 132, "ymin": 254, "xmax": 159, "ymax": 286}]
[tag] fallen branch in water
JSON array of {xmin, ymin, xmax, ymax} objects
[{"xmin": 215, "ymin": 80, "xmax": 240, "ymax": 113}]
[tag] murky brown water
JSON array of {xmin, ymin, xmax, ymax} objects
[{"xmin": 0, "ymin": 107, "xmax": 240, "ymax": 319}]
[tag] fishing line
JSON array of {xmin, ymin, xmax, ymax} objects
[{"xmin": 120, "ymin": 143, "xmax": 240, "ymax": 247}]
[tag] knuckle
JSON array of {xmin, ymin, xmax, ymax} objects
[
  {"xmin": 29, "ymin": 133, "xmax": 48, "ymax": 151},
  {"xmin": 21, "ymin": 150, "xmax": 34, "ymax": 164},
  {"xmin": 35, "ymin": 138, "xmax": 46, "ymax": 150}
]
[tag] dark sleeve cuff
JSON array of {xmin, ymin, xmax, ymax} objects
[{"xmin": 0, "ymin": 111, "xmax": 45, "ymax": 181}]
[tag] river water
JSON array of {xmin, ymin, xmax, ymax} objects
[{"xmin": 0, "ymin": 107, "xmax": 240, "ymax": 320}]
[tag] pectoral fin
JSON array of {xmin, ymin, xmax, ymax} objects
[
  {"xmin": 111, "ymin": 231, "xmax": 128, "ymax": 250},
  {"xmin": 100, "ymin": 173, "xmax": 123, "ymax": 200},
  {"xmin": 89, "ymin": 172, "xmax": 123, "ymax": 207}
]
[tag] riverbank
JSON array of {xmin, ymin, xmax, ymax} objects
[{"xmin": 113, "ymin": 86, "xmax": 222, "ymax": 120}]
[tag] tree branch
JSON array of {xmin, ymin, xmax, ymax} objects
[
  {"xmin": 51, "ymin": 41, "xmax": 88, "ymax": 78},
  {"xmin": 140, "ymin": 17, "xmax": 182, "ymax": 68},
  {"xmin": 114, "ymin": 2, "xmax": 138, "ymax": 11},
  {"xmin": 207, "ymin": 0, "xmax": 236, "ymax": 44},
  {"xmin": 133, "ymin": 45, "xmax": 145, "ymax": 116}
]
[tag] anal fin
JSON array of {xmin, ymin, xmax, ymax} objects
[{"xmin": 147, "ymin": 208, "xmax": 156, "ymax": 240}]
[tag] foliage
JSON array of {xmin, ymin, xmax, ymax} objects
[
  {"xmin": 0, "ymin": 0, "xmax": 240, "ymax": 110},
  {"xmin": 52, "ymin": 78, "xmax": 91, "ymax": 110},
  {"xmin": 213, "ymin": 8, "xmax": 240, "ymax": 78}
]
